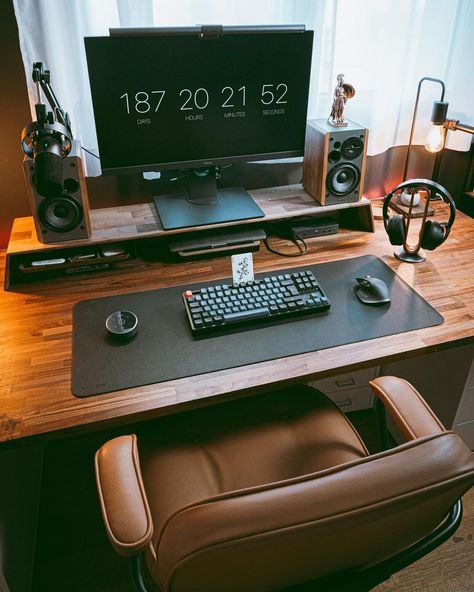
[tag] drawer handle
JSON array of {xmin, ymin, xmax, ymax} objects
[
  {"xmin": 335, "ymin": 378, "xmax": 356, "ymax": 388},
  {"xmin": 337, "ymin": 398, "xmax": 353, "ymax": 407}
]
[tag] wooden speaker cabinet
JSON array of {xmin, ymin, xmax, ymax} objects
[
  {"xmin": 23, "ymin": 140, "xmax": 91, "ymax": 244},
  {"xmin": 302, "ymin": 119, "xmax": 368, "ymax": 206}
]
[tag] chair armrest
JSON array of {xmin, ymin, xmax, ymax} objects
[
  {"xmin": 369, "ymin": 376, "xmax": 445, "ymax": 440},
  {"xmin": 95, "ymin": 434, "xmax": 153, "ymax": 557}
]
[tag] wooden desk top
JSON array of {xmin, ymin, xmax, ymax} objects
[{"xmin": 1, "ymin": 205, "xmax": 473, "ymax": 446}]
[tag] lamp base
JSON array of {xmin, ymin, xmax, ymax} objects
[{"xmin": 394, "ymin": 247, "xmax": 426, "ymax": 263}]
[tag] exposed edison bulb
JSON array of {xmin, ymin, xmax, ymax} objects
[{"xmin": 425, "ymin": 124, "xmax": 446, "ymax": 153}]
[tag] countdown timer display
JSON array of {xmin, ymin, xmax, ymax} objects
[{"xmin": 85, "ymin": 31, "xmax": 314, "ymax": 173}]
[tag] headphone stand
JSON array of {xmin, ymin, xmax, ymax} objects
[
  {"xmin": 394, "ymin": 246, "xmax": 426, "ymax": 263},
  {"xmin": 383, "ymin": 179, "xmax": 456, "ymax": 265}
]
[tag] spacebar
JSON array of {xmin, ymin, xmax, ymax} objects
[{"xmin": 223, "ymin": 307, "xmax": 270, "ymax": 323}]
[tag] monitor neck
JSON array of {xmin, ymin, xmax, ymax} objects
[{"xmin": 186, "ymin": 168, "xmax": 218, "ymax": 205}]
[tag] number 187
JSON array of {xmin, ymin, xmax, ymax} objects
[{"xmin": 120, "ymin": 91, "xmax": 166, "ymax": 114}]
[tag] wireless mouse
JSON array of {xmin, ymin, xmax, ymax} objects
[{"xmin": 355, "ymin": 275, "xmax": 391, "ymax": 306}]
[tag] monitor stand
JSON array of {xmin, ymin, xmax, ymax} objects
[{"xmin": 153, "ymin": 168, "xmax": 265, "ymax": 230}]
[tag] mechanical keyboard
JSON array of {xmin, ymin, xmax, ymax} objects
[{"xmin": 183, "ymin": 270, "xmax": 330, "ymax": 334}]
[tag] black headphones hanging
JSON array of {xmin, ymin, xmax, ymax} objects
[{"xmin": 383, "ymin": 179, "xmax": 456, "ymax": 263}]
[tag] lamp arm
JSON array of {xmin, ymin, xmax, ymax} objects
[
  {"xmin": 403, "ymin": 77, "xmax": 446, "ymax": 181},
  {"xmin": 445, "ymin": 120, "xmax": 474, "ymax": 135}
]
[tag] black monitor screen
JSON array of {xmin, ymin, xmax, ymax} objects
[{"xmin": 85, "ymin": 29, "xmax": 314, "ymax": 174}]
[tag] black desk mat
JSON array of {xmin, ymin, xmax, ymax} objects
[{"xmin": 72, "ymin": 255, "xmax": 443, "ymax": 397}]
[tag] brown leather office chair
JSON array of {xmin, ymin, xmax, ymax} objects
[{"xmin": 95, "ymin": 376, "xmax": 474, "ymax": 592}]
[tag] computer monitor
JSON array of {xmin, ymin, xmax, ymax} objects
[{"xmin": 85, "ymin": 25, "xmax": 314, "ymax": 230}]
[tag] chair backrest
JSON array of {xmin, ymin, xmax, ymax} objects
[{"xmin": 155, "ymin": 431, "xmax": 474, "ymax": 592}]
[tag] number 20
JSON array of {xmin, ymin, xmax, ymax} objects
[{"xmin": 179, "ymin": 88, "xmax": 209, "ymax": 110}]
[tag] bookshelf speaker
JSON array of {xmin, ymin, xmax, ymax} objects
[
  {"xmin": 23, "ymin": 140, "xmax": 91, "ymax": 243},
  {"xmin": 302, "ymin": 118, "xmax": 368, "ymax": 206}
]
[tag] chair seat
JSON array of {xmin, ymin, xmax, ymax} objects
[{"xmin": 138, "ymin": 386, "xmax": 368, "ymax": 590}]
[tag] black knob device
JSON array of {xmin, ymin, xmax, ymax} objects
[{"xmin": 105, "ymin": 310, "xmax": 138, "ymax": 340}]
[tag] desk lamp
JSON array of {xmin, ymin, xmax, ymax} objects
[
  {"xmin": 403, "ymin": 77, "xmax": 446, "ymax": 183},
  {"xmin": 404, "ymin": 76, "xmax": 474, "ymax": 182},
  {"xmin": 384, "ymin": 77, "xmax": 473, "ymax": 262}
]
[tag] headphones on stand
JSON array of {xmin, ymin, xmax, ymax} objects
[{"xmin": 383, "ymin": 179, "xmax": 456, "ymax": 263}]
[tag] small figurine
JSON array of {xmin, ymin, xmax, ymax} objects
[{"xmin": 328, "ymin": 74, "xmax": 355, "ymax": 127}]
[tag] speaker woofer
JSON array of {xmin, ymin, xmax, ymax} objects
[
  {"xmin": 341, "ymin": 136, "xmax": 364, "ymax": 160},
  {"xmin": 38, "ymin": 195, "xmax": 84, "ymax": 232},
  {"xmin": 327, "ymin": 162, "xmax": 360, "ymax": 196}
]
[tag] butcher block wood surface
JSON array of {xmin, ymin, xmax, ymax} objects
[{"xmin": 0, "ymin": 201, "xmax": 472, "ymax": 445}]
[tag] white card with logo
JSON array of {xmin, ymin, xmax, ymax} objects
[{"xmin": 231, "ymin": 252, "xmax": 254, "ymax": 285}]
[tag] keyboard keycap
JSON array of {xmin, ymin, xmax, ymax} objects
[{"xmin": 223, "ymin": 307, "xmax": 270, "ymax": 323}]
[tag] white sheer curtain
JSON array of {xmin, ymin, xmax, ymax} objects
[{"xmin": 13, "ymin": 0, "xmax": 474, "ymax": 157}]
